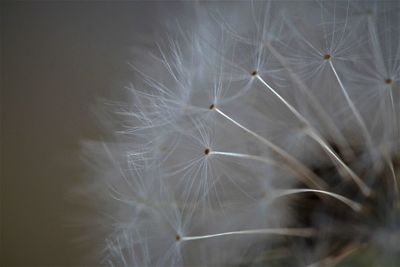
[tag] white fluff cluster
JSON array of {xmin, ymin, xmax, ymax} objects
[{"xmin": 85, "ymin": 1, "xmax": 400, "ymax": 266}]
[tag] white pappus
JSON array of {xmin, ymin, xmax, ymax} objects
[{"xmin": 84, "ymin": 1, "xmax": 400, "ymax": 266}]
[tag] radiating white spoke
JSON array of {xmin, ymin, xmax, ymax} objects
[
  {"xmin": 214, "ymin": 108, "xmax": 327, "ymax": 189},
  {"xmin": 306, "ymin": 129, "xmax": 371, "ymax": 196},
  {"xmin": 329, "ymin": 61, "xmax": 374, "ymax": 151},
  {"xmin": 180, "ymin": 227, "xmax": 316, "ymax": 241},
  {"xmin": 275, "ymin": 188, "xmax": 362, "ymax": 212},
  {"xmin": 265, "ymin": 42, "xmax": 354, "ymax": 160},
  {"xmin": 256, "ymin": 75, "xmax": 308, "ymax": 125},
  {"xmin": 253, "ymin": 74, "xmax": 371, "ymax": 196}
]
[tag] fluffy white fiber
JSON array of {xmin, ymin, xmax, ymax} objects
[{"xmin": 84, "ymin": 1, "xmax": 400, "ymax": 266}]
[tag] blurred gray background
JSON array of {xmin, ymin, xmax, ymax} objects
[{"xmin": 1, "ymin": 1, "xmax": 171, "ymax": 266}]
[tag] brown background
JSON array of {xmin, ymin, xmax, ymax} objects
[{"xmin": 1, "ymin": 1, "xmax": 171, "ymax": 266}]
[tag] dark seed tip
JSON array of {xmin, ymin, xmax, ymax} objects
[{"xmin": 324, "ymin": 54, "xmax": 331, "ymax": 60}]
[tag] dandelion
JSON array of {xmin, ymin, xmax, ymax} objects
[{"xmin": 84, "ymin": 1, "xmax": 400, "ymax": 266}]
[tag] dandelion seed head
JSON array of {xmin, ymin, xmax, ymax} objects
[{"xmin": 84, "ymin": 1, "xmax": 400, "ymax": 266}]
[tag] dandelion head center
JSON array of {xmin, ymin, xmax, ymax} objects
[{"xmin": 288, "ymin": 145, "xmax": 399, "ymax": 262}]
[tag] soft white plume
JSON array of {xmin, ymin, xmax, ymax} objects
[{"xmin": 83, "ymin": 1, "xmax": 400, "ymax": 266}]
